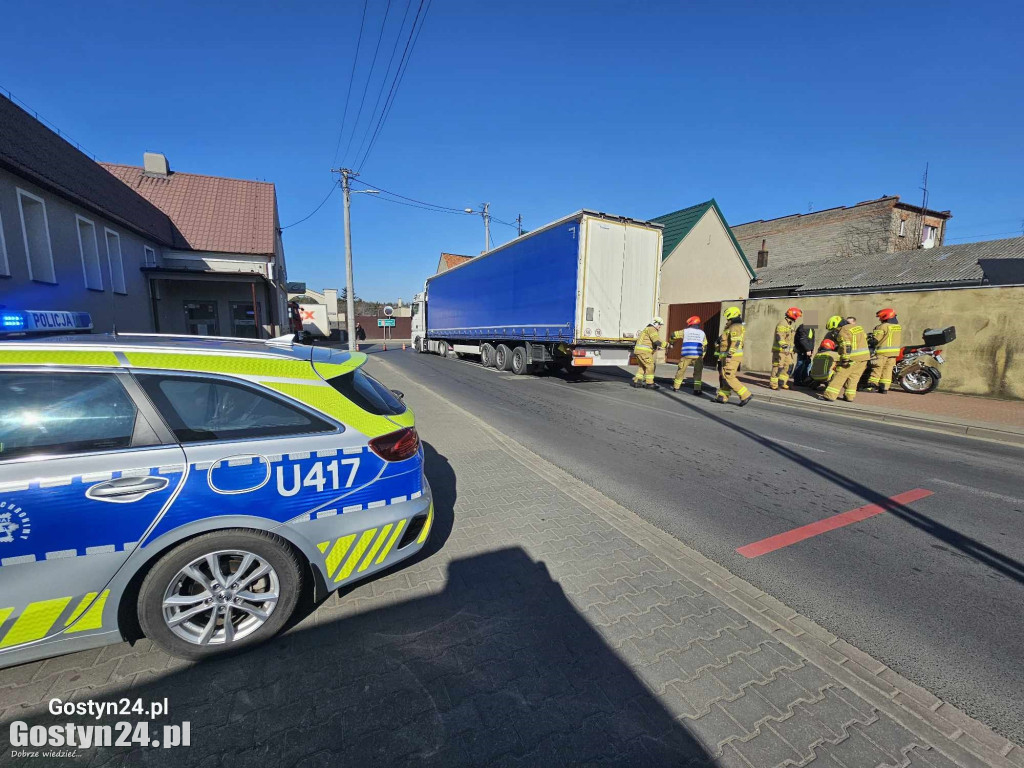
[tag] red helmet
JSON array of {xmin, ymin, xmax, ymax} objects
[
  {"xmin": 877, "ymin": 307, "xmax": 896, "ymax": 321},
  {"xmin": 685, "ymin": 315, "xmax": 701, "ymax": 327},
  {"xmin": 785, "ymin": 307, "xmax": 803, "ymax": 321},
  {"xmin": 820, "ymin": 339, "xmax": 836, "ymax": 351}
]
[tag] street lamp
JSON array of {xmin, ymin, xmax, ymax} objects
[{"xmin": 466, "ymin": 203, "xmax": 490, "ymax": 253}]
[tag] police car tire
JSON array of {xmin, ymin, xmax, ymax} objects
[
  {"xmin": 137, "ymin": 529, "xmax": 302, "ymax": 660},
  {"xmin": 495, "ymin": 344, "xmax": 513, "ymax": 371}
]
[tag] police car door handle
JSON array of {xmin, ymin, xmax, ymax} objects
[{"xmin": 86, "ymin": 476, "xmax": 170, "ymax": 503}]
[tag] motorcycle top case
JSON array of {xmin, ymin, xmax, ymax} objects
[{"xmin": 922, "ymin": 326, "xmax": 956, "ymax": 346}]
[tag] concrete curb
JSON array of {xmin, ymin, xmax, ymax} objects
[{"xmin": 374, "ymin": 355, "xmax": 1024, "ymax": 768}]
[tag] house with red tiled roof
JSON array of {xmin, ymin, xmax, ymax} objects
[
  {"xmin": 436, "ymin": 252, "xmax": 473, "ymax": 274},
  {"xmin": 0, "ymin": 93, "xmax": 288, "ymax": 337}
]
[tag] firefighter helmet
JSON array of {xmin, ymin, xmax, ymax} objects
[
  {"xmin": 723, "ymin": 307, "xmax": 742, "ymax": 321},
  {"xmin": 877, "ymin": 307, "xmax": 896, "ymax": 321},
  {"xmin": 686, "ymin": 315, "xmax": 701, "ymax": 327},
  {"xmin": 820, "ymin": 338, "xmax": 836, "ymax": 350},
  {"xmin": 651, "ymin": 316, "xmax": 664, "ymax": 326},
  {"xmin": 785, "ymin": 307, "xmax": 803, "ymax": 321},
  {"xmin": 826, "ymin": 315, "xmax": 843, "ymax": 330}
]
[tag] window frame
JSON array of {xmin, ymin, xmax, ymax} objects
[
  {"xmin": 0, "ymin": 368, "xmax": 153, "ymax": 464},
  {"xmin": 132, "ymin": 371, "xmax": 341, "ymax": 446},
  {"xmin": 16, "ymin": 188, "xmax": 56, "ymax": 284},
  {"xmin": 76, "ymin": 215, "xmax": 104, "ymax": 291},
  {"xmin": 0, "ymin": 208, "xmax": 9, "ymax": 277},
  {"xmin": 143, "ymin": 245, "xmax": 157, "ymax": 267},
  {"xmin": 104, "ymin": 227, "xmax": 127, "ymax": 294},
  {"xmin": 898, "ymin": 219, "xmax": 906, "ymax": 237}
]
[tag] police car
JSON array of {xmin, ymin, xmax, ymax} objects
[{"xmin": 0, "ymin": 313, "xmax": 433, "ymax": 665}]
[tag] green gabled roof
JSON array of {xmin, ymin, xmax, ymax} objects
[{"xmin": 650, "ymin": 198, "xmax": 756, "ymax": 279}]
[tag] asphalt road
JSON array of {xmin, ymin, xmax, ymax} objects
[{"xmin": 369, "ymin": 345, "xmax": 1024, "ymax": 744}]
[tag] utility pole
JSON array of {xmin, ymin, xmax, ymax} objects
[
  {"xmin": 331, "ymin": 168, "xmax": 378, "ymax": 352},
  {"xmin": 516, "ymin": 214, "xmax": 523, "ymax": 236},
  {"xmin": 465, "ymin": 202, "xmax": 491, "ymax": 252}
]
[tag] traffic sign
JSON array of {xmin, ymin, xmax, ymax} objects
[
  {"xmin": 383, "ymin": 305, "xmax": 394, "ymax": 317},
  {"xmin": 377, "ymin": 318, "xmax": 396, "ymax": 327}
]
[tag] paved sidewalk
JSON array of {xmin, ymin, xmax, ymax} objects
[{"xmin": 0, "ymin": 360, "xmax": 1019, "ymax": 767}]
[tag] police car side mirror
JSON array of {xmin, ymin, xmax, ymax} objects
[{"xmin": 392, "ymin": 389, "xmax": 405, "ymax": 400}]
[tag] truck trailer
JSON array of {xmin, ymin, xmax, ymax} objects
[{"xmin": 411, "ymin": 210, "xmax": 663, "ymax": 374}]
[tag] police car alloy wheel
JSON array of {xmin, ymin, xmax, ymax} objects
[{"xmin": 138, "ymin": 530, "xmax": 302, "ymax": 659}]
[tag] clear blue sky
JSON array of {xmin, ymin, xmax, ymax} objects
[{"xmin": 2, "ymin": 1, "xmax": 1021, "ymax": 301}]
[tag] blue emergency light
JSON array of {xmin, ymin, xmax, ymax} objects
[{"xmin": 0, "ymin": 310, "xmax": 93, "ymax": 335}]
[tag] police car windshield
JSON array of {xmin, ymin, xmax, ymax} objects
[{"xmin": 327, "ymin": 369, "xmax": 406, "ymax": 417}]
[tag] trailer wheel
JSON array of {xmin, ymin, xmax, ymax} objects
[
  {"xmin": 481, "ymin": 343, "xmax": 497, "ymax": 367},
  {"xmin": 511, "ymin": 345, "xmax": 530, "ymax": 375},
  {"xmin": 495, "ymin": 344, "xmax": 513, "ymax": 371},
  {"xmin": 438, "ymin": 340, "xmax": 451, "ymax": 358}
]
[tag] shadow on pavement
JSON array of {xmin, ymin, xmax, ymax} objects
[
  {"xmin": 652, "ymin": 387, "xmax": 1024, "ymax": 585},
  {"xmin": 2, "ymin": 549, "xmax": 711, "ymax": 767}
]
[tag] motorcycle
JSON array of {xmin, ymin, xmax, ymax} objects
[{"xmin": 861, "ymin": 326, "xmax": 955, "ymax": 395}]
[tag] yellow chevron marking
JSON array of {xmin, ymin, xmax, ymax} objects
[
  {"xmin": 316, "ymin": 541, "xmax": 331, "ymax": 553},
  {"xmin": 417, "ymin": 503, "xmax": 435, "ymax": 545},
  {"xmin": 0, "ymin": 608, "xmax": 13, "ymax": 627},
  {"xmin": 65, "ymin": 591, "xmax": 109, "ymax": 633},
  {"xmin": 0, "ymin": 350, "xmax": 119, "ymax": 367},
  {"xmin": 359, "ymin": 524, "xmax": 393, "ymax": 573},
  {"xmin": 325, "ymin": 535, "xmax": 356, "ymax": 579},
  {"xmin": 335, "ymin": 529, "xmax": 378, "ymax": 583},
  {"xmin": 0, "ymin": 597, "xmax": 72, "ymax": 648},
  {"xmin": 375, "ymin": 519, "xmax": 406, "ymax": 565}
]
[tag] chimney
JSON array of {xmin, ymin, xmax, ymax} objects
[
  {"xmin": 143, "ymin": 152, "xmax": 170, "ymax": 177},
  {"xmin": 756, "ymin": 238, "xmax": 769, "ymax": 269}
]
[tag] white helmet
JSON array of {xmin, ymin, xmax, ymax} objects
[{"xmin": 651, "ymin": 316, "xmax": 664, "ymax": 325}]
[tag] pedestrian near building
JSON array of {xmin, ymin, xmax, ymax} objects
[
  {"xmin": 355, "ymin": 323, "xmax": 367, "ymax": 342},
  {"xmin": 792, "ymin": 322, "xmax": 816, "ymax": 385},
  {"xmin": 865, "ymin": 308, "xmax": 902, "ymax": 394},
  {"xmin": 631, "ymin": 317, "xmax": 667, "ymax": 389},
  {"xmin": 821, "ymin": 319, "xmax": 871, "ymax": 402},
  {"xmin": 715, "ymin": 307, "xmax": 753, "ymax": 406},
  {"xmin": 770, "ymin": 307, "xmax": 802, "ymax": 389},
  {"xmin": 670, "ymin": 316, "xmax": 707, "ymax": 395}
]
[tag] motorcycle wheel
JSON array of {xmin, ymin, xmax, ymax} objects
[{"xmin": 897, "ymin": 367, "xmax": 939, "ymax": 394}]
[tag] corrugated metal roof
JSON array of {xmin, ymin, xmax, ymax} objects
[
  {"xmin": 650, "ymin": 199, "xmax": 755, "ymax": 278},
  {"xmin": 751, "ymin": 237, "xmax": 1024, "ymax": 294}
]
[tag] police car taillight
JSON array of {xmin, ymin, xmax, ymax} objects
[{"xmin": 369, "ymin": 427, "xmax": 420, "ymax": 462}]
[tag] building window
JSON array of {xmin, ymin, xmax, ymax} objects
[
  {"xmin": 898, "ymin": 219, "xmax": 906, "ymax": 237},
  {"xmin": 16, "ymin": 189, "xmax": 56, "ymax": 283},
  {"xmin": 104, "ymin": 228, "xmax": 126, "ymax": 294},
  {"xmin": 921, "ymin": 224, "xmax": 937, "ymax": 249},
  {"xmin": 76, "ymin": 216, "xmax": 103, "ymax": 291},
  {"xmin": 0, "ymin": 210, "xmax": 9, "ymax": 277},
  {"xmin": 184, "ymin": 301, "xmax": 219, "ymax": 336},
  {"xmin": 229, "ymin": 301, "xmax": 260, "ymax": 338},
  {"xmin": 756, "ymin": 250, "xmax": 768, "ymax": 268},
  {"xmin": 144, "ymin": 246, "xmax": 156, "ymax": 267}
]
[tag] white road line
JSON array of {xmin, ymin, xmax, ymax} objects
[
  {"xmin": 927, "ymin": 478, "xmax": 1024, "ymax": 506},
  {"xmin": 764, "ymin": 438, "xmax": 827, "ymax": 453}
]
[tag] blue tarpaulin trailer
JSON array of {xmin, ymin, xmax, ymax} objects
[{"xmin": 411, "ymin": 210, "xmax": 663, "ymax": 374}]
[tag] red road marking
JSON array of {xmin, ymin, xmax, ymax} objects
[{"xmin": 736, "ymin": 488, "xmax": 934, "ymax": 559}]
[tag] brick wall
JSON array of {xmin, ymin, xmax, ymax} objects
[{"xmin": 732, "ymin": 197, "xmax": 948, "ymax": 272}]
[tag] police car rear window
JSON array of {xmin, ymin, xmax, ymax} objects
[
  {"xmin": 137, "ymin": 374, "xmax": 334, "ymax": 443},
  {"xmin": 327, "ymin": 369, "xmax": 406, "ymax": 417},
  {"xmin": 0, "ymin": 372, "xmax": 136, "ymax": 460}
]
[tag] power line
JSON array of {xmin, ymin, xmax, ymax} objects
[
  {"xmin": 349, "ymin": 0, "xmax": 416, "ymax": 169},
  {"xmin": 280, "ymin": 182, "xmax": 339, "ymax": 229},
  {"xmin": 356, "ymin": 0, "xmax": 432, "ymax": 171},
  {"xmin": 362, "ymin": 193, "xmax": 474, "ymax": 215},
  {"xmin": 340, "ymin": 0, "xmax": 393, "ymax": 167},
  {"xmin": 331, "ymin": 0, "xmax": 370, "ymax": 168},
  {"xmin": 351, "ymin": 176, "xmax": 520, "ymax": 227},
  {"xmin": 351, "ymin": 178, "xmax": 466, "ymax": 212}
]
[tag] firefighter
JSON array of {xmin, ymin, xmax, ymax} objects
[
  {"xmin": 809, "ymin": 338, "xmax": 839, "ymax": 388},
  {"xmin": 770, "ymin": 307, "xmax": 802, "ymax": 390},
  {"xmin": 823, "ymin": 315, "xmax": 843, "ymax": 346},
  {"xmin": 865, "ymin": 307, "xmax": 902, "ymax": 393},
  {"xmin": 821, "ymin": 318, "xmax": 870, "ymax": 402},
  {"xmin": 670, "ymin": 316, "xmax": 707, "ymax": 395},
  {"xmin": 631, "ymin": 316, "xmax": 667, "ymax": 389},
  {"xmin": 715, "ymin": 307, "xmax": 753, "ymax": 406}
]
